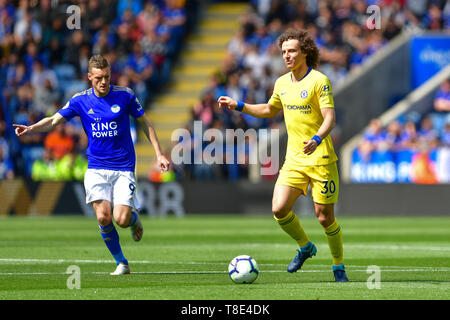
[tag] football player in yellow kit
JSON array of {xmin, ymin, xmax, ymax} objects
[{"xmin": 218, "ymin": 28, "xmax": 348, "ymax": 282}]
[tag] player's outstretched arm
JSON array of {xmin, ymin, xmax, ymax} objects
[
  {"xmin": 217, "ymin": 96, "xmax": 280, "ymax": 119},
  {"xmin": 137, "ymin": 113, "xmax": 170, "ymax": 172},
  {"xmin": 13, "ymin": 113, "xmax": 65, "ymax": 137}
]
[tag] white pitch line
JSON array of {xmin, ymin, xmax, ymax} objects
[
  {"xmin": 342, "ymin": 244, "xmax": 450, "ymax": 252},
  {"xmin": 154, "ymin": 243, "xmax": 450, "ymax": 252},
  {"xmin": 0, "ymin": 268, "xmax": 449, "ymax": 276},
  {"xmin": 0, "ymin": 258, "xmax": 220, "ymax": 265},
  {"xmin": 0, "ymin": 258, "xmax": 450, "ymax": 272}
]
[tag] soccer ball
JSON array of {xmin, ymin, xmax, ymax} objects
[{"xmin": 228, "ymin": 255, "xmax": 259, "ymax": 284}]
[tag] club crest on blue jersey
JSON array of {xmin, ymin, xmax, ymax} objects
[
  {"xmin": 111, "ymin": 104, "xmax": 121, "ymax": 113},
  {"xmin": 57, "ymin": 84, "xmax": 145, "ymax": 171},
  {"xmin": 300, "ymin": 90, "xmax": 308, "ymax": 99}
]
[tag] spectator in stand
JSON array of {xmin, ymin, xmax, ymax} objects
[
  {"xmin": 12, "ymin": 84, "xmax": 34, "ymax": 122},
  {"xmin": 355, "ymin": 138, "xmax": 374, "ymax": 163},
  {"xmin": 431, "ymin": 78, "xmax": 450, "ymax": 135},
  {"xmin": 103, "ymin": 50, "xmax": 122, "ymax": 84},
  {"xmin": 31, "ymin": 148, "xmax": 56, "ymax": 181},
  {"xmin": 442, "ymin": 122, "xmax": 450, "ymax": 146},
  {"xmin": 136, "ymin": 2, "xmax": 159, "ymax": 33},
  {"xmin": 163, "ymin": 0, "xmax": 187, "ymax": 56},
  {"xmin": 193, "ymin": 90, "xmax": 216, "ymax": 129},
  {"xmin": 92, "ymin": 25, "xmax": 116, "ymax": 56},
  {"xmin": 0, "ymin": 124, "xmax": 14, "ymax": 180},
  {"xmin": 47, "ymin": 35, "xmax": 64, "ymax": 66},
  {"xmin": 227, "ymin": 28, "xmax": 248, "ymax": 64},
  {"xmin": 44, "ymin": 123, "xmax": 75, "ymax": 160},
  {"xmin": 434, "ymin": 78, "xmax": 450, "ymax": 112},
  {"xmin": 32, "ymin": 78, "xmax": 60, "ymax": 117},
  {"xmin": 13, "ymin": 9, "xmax": 42, "ymax": 47},
  {"xmin": 362, "ymin": 118, "xmax": 388, "ymax": 151},
  {"xmin": 117, "ymin": 0, "xmax": 143, "ymax": 19},
  {"xmin": 30, "ymin": 60, "xmax": 58, "ymax": 92},
  {"xmin": 1, "ymin": 0, "xmax": 192, "ymax": 181},
  {"xmin": 124, "ymin": 42, "xmax": 154, "ymax": 105},
  {"xmin": 399, "ymin": 120, "xmax": 419, "ymax": 150},
  {"xmin": 411, "ymin": 144, "xmax": 439, "ymax": 184},
  {"xmin": 14, "ymin": 105, "xmax": 45, "ymax": 176},
  {"xmin": 85, "ymin": 0, "xmax": 105, "ymax": 34},
  {"xmin": 65, "ymin": 30, "xmax": 89, "ymax": 77},
  {"xmin": 422, "ymin": 3, "xmax": 445, "ymax": 30},
  {"xmin": 320, "ymin": 59, "xmax": 347, "ymax": 90},
  {"xmin": 417, "ymin": 115, "xmax": 439, "ymax": 149},
  {"xmin": 0, "ymin": 143, "xmax": 14, "ymax": 180},
  {"xmin": 243, "ymin": 43, "xmax": 270, "ymax": 79},
  {"xmin": 23, "ymin": 41, "xmax": 41, "ymax": 71},
  {"xmin": 4, "ymin": 57, "xmax": 28, "ymax": 100},
  {"xmin": 384, "ymin": 119, "xmax": 404, "ymax": 152},
  {"xmin": 436, "ymin": 122, "xmax": 450, "ymax": 183},
  {"xmin": 445, "ymin": 1, "xmax": 450, "ymax": 29},
  {"xmin": 355, "ymin": 118, "xmax": 389, "ymax": 163},
  {"xmin": 225, "ymin": 72, "xmax": 246, "ymax": 104}
]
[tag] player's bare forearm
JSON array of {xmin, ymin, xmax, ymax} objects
[
  {"xmin": 13, "ymin": 113, "xmax": 65, "ymax": 136},
  {"xmin": 137, "ymin": 114, "xmax": 170, "ymax": 171},
  {"xmin": 138, "ymin": 115, "xmax": 162, "ymax": 156},
  {"xmin": 303, "ymin": 107, "xmax": 336, "ymax": 155},
  {"xmin": 217, "ymin": 96, "xmax": 279, "ymax": 118},
  {"xmin": 243, "ymin": 103, "xmax": 280, "ymax": 118},
  {"xmin": 148, "ymin": 127, "xmax": 163, "ymax": 157},
  {"xmin": 316, "ymin": 107, "xmax": 336, "ymax": 139}
]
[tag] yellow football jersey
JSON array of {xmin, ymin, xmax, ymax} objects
[{"xmin": 268, "ymin": 68, "xmax": 338, "ymax": 166}]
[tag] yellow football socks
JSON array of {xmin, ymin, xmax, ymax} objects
[
  {"xmin": 275, "ymin": 211, "xmax": 310, "ymax": 247},
  {"xmin": 324, "ymin": 219, "xmax": 344, "ymax": 265}
]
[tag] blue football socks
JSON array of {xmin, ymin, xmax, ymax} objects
[
  {"xmin": 128, "ymin": 211, "xmax": 138, "ymax": 227},
  {"xmin": 99, "ymin": 222, "xmax": 128, "ymax": 265}
]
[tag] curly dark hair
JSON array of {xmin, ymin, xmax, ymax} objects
[{"xmin": 278, "ymin": 28, "xmax": 320, "ymax": 69}]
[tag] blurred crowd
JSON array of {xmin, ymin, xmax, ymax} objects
[
  {"xmin": 0, "ymin": 0, "xmax": 192, "ymax": 180},
  {"xmin": 353, "ymin": 78, "xmax": 450, "ymax": 183},
  {"xmin": 182, "ymin": 0, "xmax": 450, "ymax": 181},
  {"xmin": 1, "ymin": 0, "xmax": 449, "ymax": 183}
]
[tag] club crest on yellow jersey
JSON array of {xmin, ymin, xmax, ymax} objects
[{"xmin": 300, "ymin": 90, "xmax": 308, "ymax": 99}]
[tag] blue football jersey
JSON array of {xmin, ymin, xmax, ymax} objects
[{"xmin": 58, "ymin": 85, "xmax": 145, "ymax": 171}]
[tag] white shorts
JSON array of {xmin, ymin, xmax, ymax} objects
[{"xmin": 84, "ymin": 169, "xmax": 140, "ymax": 210}]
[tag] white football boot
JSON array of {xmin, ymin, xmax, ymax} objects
[
  {"xmin": 110, "ymin": 262, "xmax": 130, "ymax": 275},
  {"xmin": 130, "ymin": 212, "xmax": 144, "ymax": 242}
]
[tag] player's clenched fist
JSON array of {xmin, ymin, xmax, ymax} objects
[
  {"xmin": 217, "ymin": 96, "xmax": 237, "ymax": 110},
  {"xmin": 157, "ymin": 154, "xmax": 171, "ymax": 173}
]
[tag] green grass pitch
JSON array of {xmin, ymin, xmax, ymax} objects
[{"xmin": 0, "ymin": 215, "xmax": 449, "ymax": 300}]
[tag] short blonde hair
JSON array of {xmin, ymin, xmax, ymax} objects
[{"xmin": 88, "ymin": 55, "xmax": 110, "ymax": 72}]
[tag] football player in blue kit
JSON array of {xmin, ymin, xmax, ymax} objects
[{"xmin": 14, "ymin": 55, "xmax": 170, "ymax": 275}]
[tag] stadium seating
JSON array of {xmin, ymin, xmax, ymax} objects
[
  {"xmin": 350, "ymin": 75, "xmax": 450, "ymax": 184},
  {"xmin": 177, "ymin": 0, "xmax": 449, "ymax": 182},
  {"xmin": 1, "ymin": 0, "xmax": 448, "ymax": 183},
  {"xmin": 0, "ymin": 0, "xmax": 194, "ymax": 180},
  {"xmin": 136, "ymin": 1, "xmax": 248, "ymax": 177}
]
